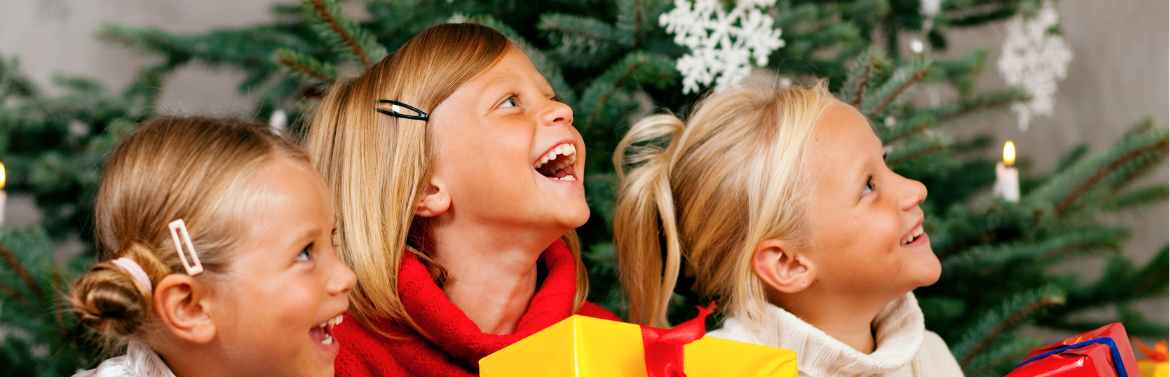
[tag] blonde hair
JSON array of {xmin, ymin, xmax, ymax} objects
[
  {"xmin": 613, "ymin": 82, "xmax": 834, "ymax": 326},
  {"xmin": 68, "ymin": 116, "xmax": 309, "ymax": 350},
  {"xmin": 306, "ymin": 23, "xmax": 587, "ymax": 334}
]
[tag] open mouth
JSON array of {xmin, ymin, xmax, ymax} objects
[
  {"xmin": 901, "ymin": 224, "xmax": 926, "ymax": 246},
  {"xmin": 533, "ymin": 143, "xmax": 578, "ymax": 182},
  {"xmin": 309, "ymin": 314, "xmax": 343, "ymax": 346}
]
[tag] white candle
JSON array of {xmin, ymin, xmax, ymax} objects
[
  {"xmin": 995, "ymin": 140, "xmax": 1020, "ymax": 202},
  {"xmin": 0, "ymin": 161, "xmax": 7, "ymax": 226}
]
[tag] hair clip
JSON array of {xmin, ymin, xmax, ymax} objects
[
  {"xmin": 376, "ymin": 99, "xmax": 429, "ymax": 121},
  {"xmin": 168, "ymin": 219, "xmax": 204, "ymax": 276},
  {"xmin": 111, "ymin": 257, "xmax": 153, "ymax": 295}
]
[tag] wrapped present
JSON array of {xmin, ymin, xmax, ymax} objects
[
  {"xmin": 1007, "ymin": 323, "xmax": 1139, "ymax": 377},
  {"xmin": 1135, "ymin": 340, "xmax": 1168, "ymax": 377},
  {"xmin": 479, "ymin": 305, "xmax": 796, "ymax": 376}
]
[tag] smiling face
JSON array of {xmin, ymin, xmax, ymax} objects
[
  {"xmin": 424, "ymin": 46, "xmax": 588, "ymax": 234},
  {"xmin": 209, "ymin": 156, "xmax": 356, "ymax": 377},
  {"xmin": 800, "ymin": 101, "xmax": 940, "ymax": 300}
]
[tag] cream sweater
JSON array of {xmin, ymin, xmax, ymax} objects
[
  {"xmin": 709, "ymin": 293, "xmax": 964, "ymax": 377},
  {"xmin": 71, "ymin": 340, "xmax": 176, "ymax": 377}
]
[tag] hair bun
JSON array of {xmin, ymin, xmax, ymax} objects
[{"xmin": 68, "ymin": 242, "xmax": 163, "ymax": 339}]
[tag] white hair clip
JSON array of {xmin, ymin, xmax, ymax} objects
[
  {"xmin": 111, "ymin": 257, "xmax": 152, "ymax": 295},
  {"xmin": 168, "ymin": 219, "xmax": 204, "ymax": 276}
]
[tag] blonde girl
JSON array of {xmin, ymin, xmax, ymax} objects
[
  {"xmin": 306, "ymin": 23, "xmax": 616, "ymax": 376},
  {"xmin": 613, "ymin": 83, "xmax": 964, "ymax": 376},
  {"xmin": 69, "ymin": 116, "xmax": 355, "ymax": 377}
]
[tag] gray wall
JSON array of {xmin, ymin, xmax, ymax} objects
[{"xmin": 2, "ymin": 1, "xmax": 1166, "ymax": 318}]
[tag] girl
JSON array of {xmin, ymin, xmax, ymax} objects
[
  {"xmin": 306, "ymin": 23, "xmax": 617, "ymax": 376},
  {"xmin": 70, "ymin": 116, "xmax": 356, "ymax": 377},
  {"xmin": 613, "ymin": 83, "xmax": 964, "ymax": 376}
]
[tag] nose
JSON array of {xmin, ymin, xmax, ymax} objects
[
  {"xmin": 328, "ymin": 256, "xmax": 357, "ymax": 296},
  {"xmin": 898, "ymin": 175, "xmax": 928, "ymax": 211},
  {"xmin": 540, "ymin": 99, "xmax": 573, "ymax": 127}
]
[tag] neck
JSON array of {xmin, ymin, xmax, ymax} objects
[
  {"xmin": 428, "ymin": 218, "xmax": 559, "ymax": 334},
  {"xmin": 777, "ymin": 289, "xmax": 898, "ymax": 354}
]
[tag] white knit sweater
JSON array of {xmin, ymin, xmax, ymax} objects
[
  {"xmin": 71, "ymin": 341, "xmax": 176, "ymax": 377},
  {"xmin": 709, "ymin": 293, "xmax": 964, "ymax": 377}
]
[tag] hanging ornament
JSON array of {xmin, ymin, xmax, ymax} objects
[
  {"xmin": 997, "ymin": 1, "xmax": 1073, "ymax": 131},
  {"xmin": 269, "ymin": 109, "xmax": 288, "ymax": 135},
  {"xmin": 660, "ymin": 0, "xmax": 785, "ymax": 94}
]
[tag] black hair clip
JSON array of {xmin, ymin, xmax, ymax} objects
[{"xmin": 376, "ymin": 99, "xmax": 429, "ymax": 122}]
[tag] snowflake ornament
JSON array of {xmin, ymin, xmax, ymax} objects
[
  {"xmin": 660, "ymin": 0, "xmax": 785, "ymax": 94},
  {"xmin": 997, "ymin": 1, "xmax": 1073, "ymax": 130}
]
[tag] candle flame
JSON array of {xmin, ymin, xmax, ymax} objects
[{"xmin": 1003, "ymin": 141, "xmax": 1017, "ymax": 167}]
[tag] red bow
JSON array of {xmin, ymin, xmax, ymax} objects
[
  {"xmin": 640, "ymin": 303, "xmax": 717, "ymax": 377},
  {"xmin": 1137, "ymin": 340, "xmax": 1168, "ymax": 362}
]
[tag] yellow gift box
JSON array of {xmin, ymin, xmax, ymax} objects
[
  {"xmin": 1137, "ymin": 340, "xmax": 1169, "ymax": 377},
  {"xmin": 1140, "ymin": 360, "xmax": 1169, "ymax": 377},
  {"xmin": 479, "ymin": 315, "xmax": 796, "ymax": 376}
]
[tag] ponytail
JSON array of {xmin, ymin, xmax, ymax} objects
[{"xmin": 612, "ymin": 114, "xmax": 686, "ymax": 326}]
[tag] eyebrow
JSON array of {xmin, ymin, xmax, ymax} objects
[{"xmin": 285, "ymin": 224, "xmax": 319, "ymax": 253}]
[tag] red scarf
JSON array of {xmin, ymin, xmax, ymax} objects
[{"xmin": 334, "ymin": 239, "xmax": 619, "ymax": 377}]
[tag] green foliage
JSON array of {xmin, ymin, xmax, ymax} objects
[{"xmin": 0, "ymin": 0, "xmax": 1164, "ymax": 375}]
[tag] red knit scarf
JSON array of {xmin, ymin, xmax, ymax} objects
[{"xmin": 334, "ymin": 239, "xmax": 619, "ymax": 377}]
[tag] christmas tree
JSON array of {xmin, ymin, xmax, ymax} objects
[{"xmin": 0, "ymin": 0, "xmax": 1165, "ymax": 375}]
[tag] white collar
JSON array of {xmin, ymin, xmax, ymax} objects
[{"xmin": 713, "ymin": 293, "xmax": 926, "ymax": 376}]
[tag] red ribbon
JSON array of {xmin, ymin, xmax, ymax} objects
[
  {"xmin": 640, "ymin": 303, "xmax": 717, "ymax": 377},
  {"xmin": 1136, "ymin": 340, "xmax": 1168, "ymax": 362}
]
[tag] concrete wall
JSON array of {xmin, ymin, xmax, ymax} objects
[{"xmin": 2, "ymin": 1, "xmax": 1166, "ymax": 318}]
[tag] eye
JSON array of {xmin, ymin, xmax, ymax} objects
[
  {"xmin": 499, "ymin": 95, "xmax": 519, "ymax": 109},
  {"xmin": 863, "ymin": 175, "xmax": 876, "ymax": 195},
  {"xmin": 296, "ymin": 243, "xmax": 314, "ymax": 263}
]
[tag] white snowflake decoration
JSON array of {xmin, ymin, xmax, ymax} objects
[
  {"xmin": 660, "ymin": 0, "xmax": 785, "ymax": 94},
  {"xmin": 997, "ymin": 2, "xmax": 1073, "ymax": 130}
]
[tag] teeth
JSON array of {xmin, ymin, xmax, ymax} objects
[
  {"xmin": 322, "ymin": 333, "xmax": 334, "ymax": 345},
  {"xmin": 902, "ymin": 225, "xmax": 924, "ymax": 245},
  {"xmin": 534, "ymin": 143, "xmax": 577, "ymax": 169}
]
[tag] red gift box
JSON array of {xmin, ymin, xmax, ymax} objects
[{"xmin": 1007, "ymin": 323, "xmax": 1139, "ymax": 377}]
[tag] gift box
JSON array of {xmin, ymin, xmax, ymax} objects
[
  {"xmin": 1135, "ymin": 340, "xmax": 1168, "ymax": 377},
  {"xmin": 479, "ymin": 308, "xmax": 796, "ymax": 376},
  {"xmin": 1007, "ymin": 323, "xmax": 1139, "ymax": 377}
]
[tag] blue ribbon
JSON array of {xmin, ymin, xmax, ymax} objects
[{"xmin": 1016, "ymin": 337, "xmax": 1129, "ymax": 377}]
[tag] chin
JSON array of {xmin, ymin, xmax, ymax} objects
[{"xmin": 558, "ymin": 202, "xmax": 591, "ymax": 228}]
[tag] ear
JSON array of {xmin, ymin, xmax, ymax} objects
[
  {"xmin": 414, "ymin": 178, "xmax": 451, "ymax": 218},
  {"xmin": 153, "ymin": 274, "xmax": 217, "ymax": 344},
  {"xmin": 751, "ymin": 239, "xmax": 816, "ymax": 294}
]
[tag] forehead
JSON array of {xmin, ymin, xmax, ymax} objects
[
  {"xmin": 458, "ymin": 46, "xmax": 549, "ymax": 93},
  {"xmin": 235, "ymin": 158, "xmax": 332, "ymax": 240},
  {"xmin": 807, "ymin": 101, "xmax": 880, "ymax": 173}
]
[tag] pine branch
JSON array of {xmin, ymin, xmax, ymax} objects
[
  {"xmin": 861, "ymin": 59, "xmax": 931, "ymax": 116},
  {"xmin": 941, "ymin": 228, "xmax": 1126, "ymax": 279},
  {"xmin": 963, "ymin": 336, "xmax": 1047, "ymax": 375},
  {"xmin": 579, "ymin": 51, "xmax": 675, "ymax": 131},
  {"xmin": 927, "ymin": 89, "xmax": 1028, "ymax": 122},
  {"xmin": 0, "ymin": 242, "xmax": 44, "ymax": 300},
  {"xmin": 953, "ymin": 286, "xmax": 1066, "ymax": 367},
  {"xmin": 1101, "ymin": 185, "xmax": 1169, "ymax": 212},
  {"xmin": 840, "ymin": 48, "xmax": 879, "ymax": 107},
  {"xmin": 1054, "ymin": 137, "xmax": 1168, "ymax": 216},
  {"xmin": 276, "ymin": 49, "xmax": 336, "ymax": 82},
  {"xmin": 304, "ymin": 0, "xmax": 384, "ymax": 67}
]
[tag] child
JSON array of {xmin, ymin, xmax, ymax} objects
[
  {"xmin": 613, "ymin": 83, "xmax": 964, "ymax": 376},
  {"xmin": 305, "ymin": 23, "xmax": 617, "ymax": 376},
  {"xmin": 69, "ymin": 116, "xmax": 356, "ymax": 377}
]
